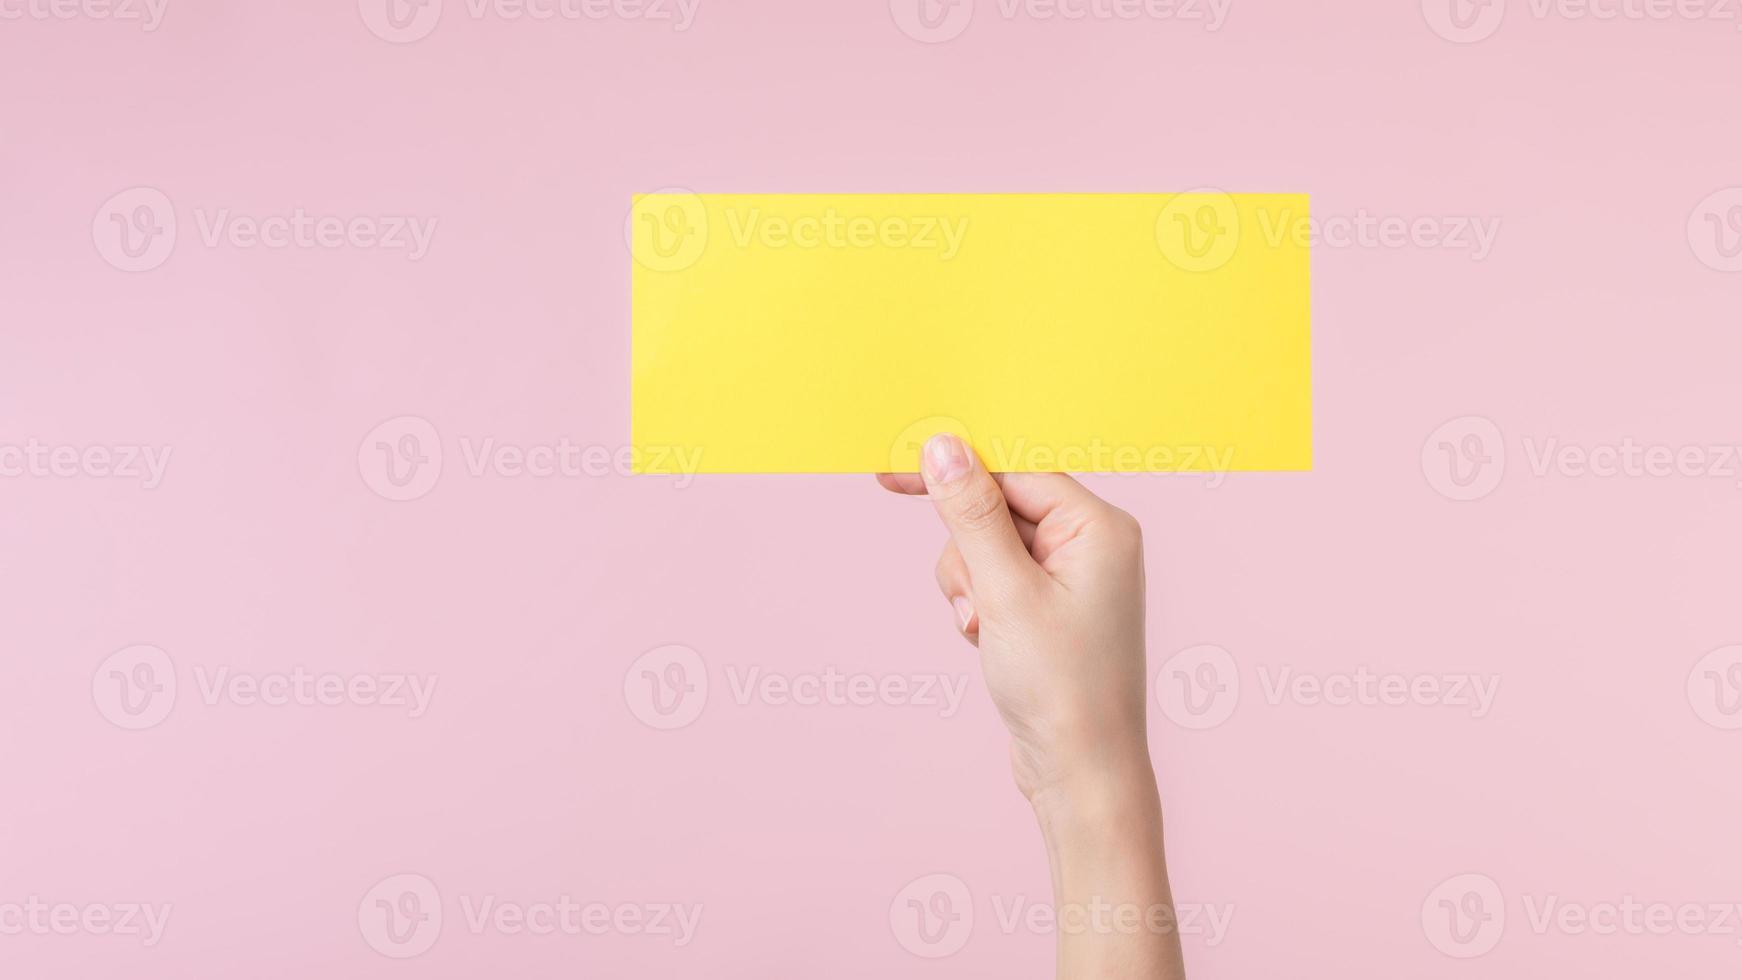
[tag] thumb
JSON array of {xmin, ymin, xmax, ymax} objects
[{"xmin": 921, "ymin": 433, "xmax": 1040, "ymax": 596}]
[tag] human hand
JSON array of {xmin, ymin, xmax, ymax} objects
[
  {"xmin": 878, "ymin": 433, "xmax": 1152, "ymax": 807},
  {"xmin": 880, "ymin": 433, "xmax": 1186, "ymax": 979}
]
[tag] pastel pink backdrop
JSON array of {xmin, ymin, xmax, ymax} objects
[{"xmin": 3, "ymin": 0, "xmax": 1740, "ymax": 977}]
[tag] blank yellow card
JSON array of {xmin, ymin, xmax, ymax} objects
[{"xmin": 632, "ymin": 193, "xmax": 1311, "ymax": 474}]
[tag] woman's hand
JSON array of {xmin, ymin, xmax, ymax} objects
[
  {"xmin": 879, "ymin": 433, "xmax": 1151, "ymax": 805},
  {"xmin": 880, "ymin": 432, "xmax": 1187, "ymax": 979}
]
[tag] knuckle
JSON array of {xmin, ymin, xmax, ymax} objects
[
  {"xmin": 949, "ymin": 485, "xmax": 1008, "ymax": 533},
  {"xmin": 1102, "ymin": 506, "xmax": 1144, "ymax": 550}
]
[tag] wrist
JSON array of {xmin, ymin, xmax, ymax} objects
[{"xmin": 1029, "ymin": 753, "xmax": 1164, "ymax": 852}]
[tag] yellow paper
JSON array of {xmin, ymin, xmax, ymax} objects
[{"xmin": 632, "ymin": 193, "xmax": 1311, "ymax": 474}]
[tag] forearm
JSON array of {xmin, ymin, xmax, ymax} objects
[
  {"xmin": 886, "ymin": 447, "xmax": 1185, "ymax": 975},
  {"xmin": 1032, "ymin": 761, "xmax": 1187, "ymax": 980}
]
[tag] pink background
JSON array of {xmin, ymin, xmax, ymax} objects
[{"xmin": 4, "ymin": 0, "xmax": 1741, "ymax": 976}]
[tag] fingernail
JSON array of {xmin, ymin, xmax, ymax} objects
[
  {"xmin": 924, "ymin": 433, "xmax": 969, "ymax": 485},
  {"xmin": 951, "ymin": 596, "xmax": 975, "ymax": 631}
]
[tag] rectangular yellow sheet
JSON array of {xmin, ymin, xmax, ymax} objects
[{"xmin": 631, "ymin": 193, "xmax": 1311, "ymax": 474}]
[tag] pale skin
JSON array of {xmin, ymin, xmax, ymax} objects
[{"xmin": 879, "ymin": 433, "xmax": 1187, "ymax": 980}]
